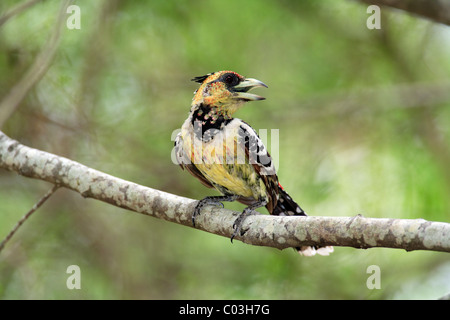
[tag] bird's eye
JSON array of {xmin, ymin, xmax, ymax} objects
[{"xmin": 224, "ymin": 73, "xmax": 239, "ymax": 86}]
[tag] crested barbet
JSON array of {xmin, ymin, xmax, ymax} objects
[{"xmin": 174, "ymin": 71, "xmax": 333, "ymax": 256}]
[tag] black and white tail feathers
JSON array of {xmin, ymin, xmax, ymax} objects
[
  {"xmin": 273, "ymin": 186, "xmax": 306, "ymax": 216},
  {"xmin": 272, "ymin": 186, "xmax": 334, "ymax": 256}
]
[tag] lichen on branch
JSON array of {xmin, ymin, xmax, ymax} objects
[{"xmin": 0, "ymin": 131, "xmax": 449, "ymax": 253}]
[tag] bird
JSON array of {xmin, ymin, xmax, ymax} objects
[{"xmin": 174, "ymin": 70, "xmax": 333, "ymax": 256}]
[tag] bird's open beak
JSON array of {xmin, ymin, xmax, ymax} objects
[{"xmin": 232, "ymin": 78, "xmax": 268, "ymax": 101}]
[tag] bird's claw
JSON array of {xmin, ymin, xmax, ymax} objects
[
  {"xmin": 230, "ymin": 209, "xmax": 254, "ymax": 243},
  {"xmin": 192, "ymin": 199, "xmax": 225, "ymax": 227}
]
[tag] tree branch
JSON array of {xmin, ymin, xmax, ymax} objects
[
  {"xmin": 0, "ymin": 0, "xmax": 43, "ymax": 27},
  {"xmin": 355, "ymin": 0, "xmax": 450, "ymax": 26},
  {"xmin": 0, "ymin": 184, "xmax": 59, "ymax": 253},
  {"xmin": 0, "ymin": 0, "xmax": 73, "ymax": 128},
  {"xmin": 0, "ymin": 130, "xmax": 449, "ymax": 253}
]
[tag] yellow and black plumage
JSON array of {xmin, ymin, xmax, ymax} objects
[{"xmin": 174, "ymin": 71, "xmax": 333, "ymax": 256}]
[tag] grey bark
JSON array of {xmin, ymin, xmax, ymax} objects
[{"xmin": 0, "ymin": 131, "xmax": 449, "ymax": 253}]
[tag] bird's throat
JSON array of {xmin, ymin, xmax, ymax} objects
[{"xmin": 190, "ymin": 103, "xmax": 234, "ymax": 140}]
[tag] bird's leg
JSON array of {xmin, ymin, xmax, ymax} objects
[
  {"xmin": 231, "ymin": 199, "xmax": 267, "ymax": 242},
  {"xmin": 192, "ymin": 195, "xmax": 239, "ymax": 227}
]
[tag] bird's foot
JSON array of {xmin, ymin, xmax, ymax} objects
[
  {"xmin": 230, "ymin": 199, "xmax": 266, "ymax": 242},
  {"xmin": 231, "ymin": 208, "xmax": 255, "ymax": 242},
  {"xmin": 192, "ymin": 195, "xmax": 238, "ymax": 227}
]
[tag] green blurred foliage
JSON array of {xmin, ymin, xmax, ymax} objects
[{"xmin": 0, "ymin": 0, "xmax": 449, "ymax": 299}]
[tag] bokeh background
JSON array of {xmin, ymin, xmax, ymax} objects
[{"xmin": 0, "ymin": 0, "xmax": 449, "ymax": 299}]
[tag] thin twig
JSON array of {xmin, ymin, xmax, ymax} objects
[
  {"xmin": 0, "ymin": 0, "xmax": 73, "ymax": 128},
  {"xmin": 0, "ymin": 184, "xmax": 59, "ymax": 253},
  {"xmin": 356, "ymin": 0, "xmax": 450, "ymax": 26},
  {"xmin": 0, "ymin": 0, "xmax": 43, "ymax": 27}
]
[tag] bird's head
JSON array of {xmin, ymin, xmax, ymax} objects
[{"xmin": 190, "ymin": 71, "xmax": 267, "ymax": 116}]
